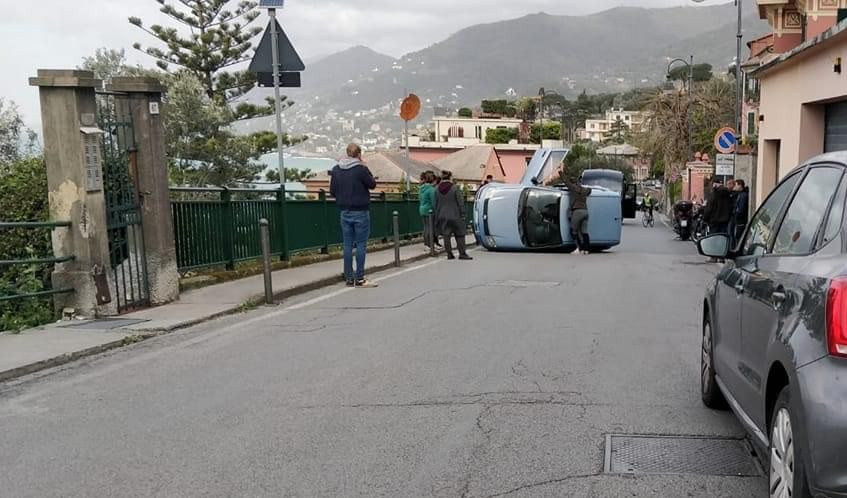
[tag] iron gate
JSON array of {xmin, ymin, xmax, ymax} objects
[{"xmin": 97, "ymin": 93, "xmax": 149, "ymax": 312}]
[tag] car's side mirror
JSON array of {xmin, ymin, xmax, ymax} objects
[{"xmin": 697, "ymin": 234, "xmax": 731, "ymax": 259}]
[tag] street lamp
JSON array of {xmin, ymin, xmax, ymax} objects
[{"xmin": 667, "ymin": 56, "xmax": 694, "ymax": 200}]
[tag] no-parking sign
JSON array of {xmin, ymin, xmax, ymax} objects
[{"xmin": 714, "ymin": 127, "xmax": 737, "ymax": 154}]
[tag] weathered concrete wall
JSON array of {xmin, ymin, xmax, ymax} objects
[
  {"xmin": 108, "ymin": 78, "xmax": 179, "ymax": 305},
  {"xmin": 29, "ymin": 70, "xmax": 117, "ymax": 317}
]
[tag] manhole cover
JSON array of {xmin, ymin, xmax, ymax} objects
[
  {"xmin": 604, "ymin": 435, "xmax": 761, "ymax": 476},
  {"xmin": 62, "ymin": 318, "xmax": 149, "ymax": 330},
  {"xmin": 488, "ymin": 280, "xmax": 560, "ymax": 288}
]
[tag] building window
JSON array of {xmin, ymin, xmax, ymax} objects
[
  {"xmin": 475, "ymin": 125, "xmax": 483, "ymax": 139},
  {"xmin": 448, "ymin": 125, "xmax": 465, "ymax": 138},
  {"xmin": 747, "ymin": 112, "xmax": 756, "ymax": 137}
]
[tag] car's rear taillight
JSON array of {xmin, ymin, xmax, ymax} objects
[{"xmin": 826, "ymin": 278, "xmax": 847, "ymax": 358}]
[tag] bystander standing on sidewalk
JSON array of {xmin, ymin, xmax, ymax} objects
[
  {"xmin": 434, "ymin": 170, "xmax": 473, "ymax": 260},
  {"xmin": 731, "ymin": 179, "xmax": 749, "ymax": 246},
  {"xmin": 330, "ymin": 143, "xmax": 378, "ymax": 288},
  {"xmin": 419, "ymin": 171, "xmax": 436, "ymax": 250},
  {"xmin": 704, "ymin": 179, "xmax": 732, "ymax": 235}
]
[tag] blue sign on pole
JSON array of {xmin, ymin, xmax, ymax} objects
[{"xmin": 714, "ymin": 127, "xmax": 737, "ymax": 154}]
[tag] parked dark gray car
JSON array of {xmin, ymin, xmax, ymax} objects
[{"xmin": 697, "ymin": 152, "xmax": 847, "ymax": 498}]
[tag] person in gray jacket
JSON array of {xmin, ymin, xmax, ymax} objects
[{"xmin": 434, "ymin": 171, "xmax": 472, "ymax": 260}]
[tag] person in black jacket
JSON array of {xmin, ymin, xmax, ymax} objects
[
  {"xmin": 329, "ymin": 144, "xmax": 378, "ymax": 287},
  {"xmin": 704, "ymin": 180, "xmax": 733, "ymax": 235},
  {"xmin": 731, "ymin": 179, "xmax": 750, "ymax": 245},
  {"xmin": 434, "ymin": 170, "xmax": 472, "ymax": 260}
]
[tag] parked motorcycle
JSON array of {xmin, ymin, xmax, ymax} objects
[
  {"xmin": 672, "ymin": 200, "xmax": 694, "ymax": 241},
  {"xmin": 692, "ymin": 203, "xmax": 708, "ymax": 240}
]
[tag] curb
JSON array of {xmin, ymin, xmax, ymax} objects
[
  {"xmin": 0, "ymin": 333, "xmax": 154, "ymax": 383},
  {"xmin": 0, "ymin": 246, "xmax": 464, "ymax": 383}
]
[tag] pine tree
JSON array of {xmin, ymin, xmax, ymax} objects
[
  {"xmin": 127, "ymin": 2, "xmax": 304, "ymax": 185},
  {"xmin": 606, "ymin": 117, "xmax": 629, "ymax": 144},
  {"xmin": 129, "ymin": 0, "xmax": 289, "ymax": 118}
]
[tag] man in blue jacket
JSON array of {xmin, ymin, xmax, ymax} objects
[{"xmin": 330, "ymin": 144, "xmax": 378, "ymax": 288}]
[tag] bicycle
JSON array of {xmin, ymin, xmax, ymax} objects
[{"xmin": 641, "ymin": 208, "xmax": 655, "ymax": 228}]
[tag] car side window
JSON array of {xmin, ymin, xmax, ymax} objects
[
  {"xmin": 821, "ymin": 173, "xmax": 847, "ymax": 249},
  {"xmin": 773, "ymin": 167, "xmax": 843, "ymax": 255},
  {"xmin": 740, "ymin": 173, "xmax": 801, "ymax": 257}
]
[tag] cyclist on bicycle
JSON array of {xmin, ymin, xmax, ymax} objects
[{"xmin": 642, "ymin": 193, "xmax": 655, "ymax": 222}]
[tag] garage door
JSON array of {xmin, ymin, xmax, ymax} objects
[{"xmin": 825, "ymin": 101, "xmax": 847, "ymax": 152}]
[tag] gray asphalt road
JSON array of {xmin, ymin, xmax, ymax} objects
[{"xmin": 0, "ymin": 218, "xmax": 765, "ymax": 498}]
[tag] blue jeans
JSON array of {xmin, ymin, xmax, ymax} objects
[{"xmin": 341, "ymin": 210, "xmax": 370, "ymax": 281}]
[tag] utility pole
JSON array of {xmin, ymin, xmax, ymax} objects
[
  {"xmin": 734, "ymin": 0, "xmax": 743, "ymax": 180},
  {"xmin": 688, "ymin": 55, "xmax": 694, "ymax": 200}
]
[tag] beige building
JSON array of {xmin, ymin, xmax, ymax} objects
[
  {"xmin": 581, "ymin": 108, "xmax": 647, "ymax": 143},
  {"xmin": 431, "ymin": 116, "xmax": 523, "ymax": 144},
  {"xmin": 750, "ymin": 1, "xmax": 847, "ymax": 205},
  {"xmin": 596, "ymin": 143, "xmax": 651, "ymax": 181}
]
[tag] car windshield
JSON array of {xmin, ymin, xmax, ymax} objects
[
  {"xmin": 519, "ymin": 189, "xmax": 562, "ymax": 247},
  {"xmin": 581, "ymin": 170, "xmax": 623, "ymax": 193}
]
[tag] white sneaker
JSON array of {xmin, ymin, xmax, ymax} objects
[{"xmin": 356, "ymin": 279, "xmax": 378, "ymax": 288}]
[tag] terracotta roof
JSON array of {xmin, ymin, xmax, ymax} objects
[
  {"xmin": 315, "ymin": 152, "xmax": 438, "ymax": 184},
  {"xmin": 432, "ymin": 145, "xmax": 504, "ymax": 181},
  {"xmin": 747, "ymin": 33, "xmax": 774, "ymax": 51}
]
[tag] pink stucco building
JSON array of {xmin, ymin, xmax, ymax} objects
[
  {"xmin": 408, "ymin": 141, "xmax": 539, "ymax": 184},
  {"xmin": 750, "ymin": 0, "xmax": 847, "ymax": 206}
]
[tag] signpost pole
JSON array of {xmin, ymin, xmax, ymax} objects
[
  {"xmin": 268, "ymin": 8, "xmax": 285, "ymax": 184},
  {"xmin": 400, "ymin": 93, "xmax": 421, "ymax": 193}
]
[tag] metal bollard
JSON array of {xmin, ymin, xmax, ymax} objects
[
  {"xmin": 392, "ymin": 211, "xmax": 401, "ymax": 267},
  {"xmin": 259, "ymin": 218, "xmax": 274, "ymax": 305},
  {"xmin": 429, "ymin": 210, "xmax": 436, "ymax": 257}
]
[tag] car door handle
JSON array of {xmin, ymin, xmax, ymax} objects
[{"xmin": 734, "ymin": 283, "xmax": 745, "ymax": 294}]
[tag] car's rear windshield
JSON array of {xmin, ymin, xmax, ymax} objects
[{"xmin": 519, "ymin": 189, "xmax": 563, "ymax": 247}]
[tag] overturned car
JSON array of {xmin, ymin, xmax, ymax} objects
[{"xmin": 473, "ymin": 148, "xmax": 624, "ymax": 252}]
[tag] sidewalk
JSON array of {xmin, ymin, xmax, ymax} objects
[{"xmin": 0, "ymin": 239, "xmax": 468, "ymax": 382}]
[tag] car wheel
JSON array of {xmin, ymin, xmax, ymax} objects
[
  {"xmin": 769, "ymin": 387, "xmax": 811, "ymax": 498},
  {"xmin": 701, "ymin": 314, "xmax": 727, "ymax": 409}
]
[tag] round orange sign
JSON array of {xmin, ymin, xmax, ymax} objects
[{"xmin": 400, "ymin": 94, "xmax": 421, "ymax": 122}]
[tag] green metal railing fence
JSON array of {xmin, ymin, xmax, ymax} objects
[
  {"xmin": 0, "ymin": 221, "xmax": 75, "ymax": 303},
  {"xmin": 171, "ymin": 188, "xmax": 475, "ymax": 272}
]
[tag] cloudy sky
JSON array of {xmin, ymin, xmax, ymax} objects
[{"xmin": 2, "ymin": 0, "xmax": 731, "ymax": 127}]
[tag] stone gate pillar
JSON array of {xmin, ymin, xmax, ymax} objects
[
  {"xmin": 29, "ymin": 70, "xmax": 117, "ymax": 317},
  {"xmin": 107, "ymin": 77, "xmax": 179, "ymax": 305}
]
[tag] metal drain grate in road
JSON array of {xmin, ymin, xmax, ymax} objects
[
  {"xmin": 604, "ymin": 434, "xmax": 761, "ymax": 477},
  {"xmin": 62, "ymin": 318, "xmax": 149, "ymax": 330}
]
